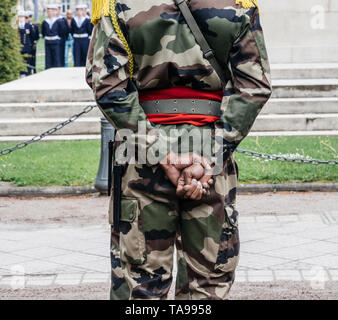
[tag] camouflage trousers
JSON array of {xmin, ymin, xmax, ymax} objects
[{"xmin": 108, "ymin": 126, "xmax": 240, "ymax": 300}]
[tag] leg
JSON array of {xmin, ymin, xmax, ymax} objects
[
  {"xmin": 23, "ymin": 55, "xmax": 29, "ymax": 76},
  {"xmin": 73, "ymin": 40, "xmax": 80, "ymax": 67},
  {"xmin": 27, "ymin": 52, "xmax": 34, "ymax": 75},
  {"xmin": 45, "ymin": 43, "xmax": 51, "ymax": 70},
  {"xmin": 110, "ymin": 163, "xmax": 179, "ymax": 300},
  {"xmin": 80, "ymin": 39, "xmax": 88, "ymax": 66},
  {"xmin": 50, "ymin": 44, "xmax": 56, "ymax": 68},
  {"xmin": 175, "ymin": 151, "xmax": 240, "ymax": 300},
  {"xmin": 54, "ymin": 42, "xmax": 61, "ymax": 67},
  {"xmin": 60, "ymin": 41, "xmax": 65, "ymax": 67},
  {"xmin": 79, "ymin": 40, "xmax": 84, "ymax": 67},
  {"xmin": 82, "ymin": 38, "xmax": 90, "ymax": 66},
  {"xmin": 32, "ymin": 46, "xmax": 37, "ymax": 73}
]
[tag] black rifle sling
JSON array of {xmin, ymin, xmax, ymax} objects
[{"xmin": 174, "ymin": 0, "xmax": 232, "ymax": 87}]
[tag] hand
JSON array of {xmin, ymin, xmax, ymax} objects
[
  {"xmin": 160, "ymin": 152, "xmax": 212, "ymax": 187},
  {"xmin": 176, "ymin": 163, "xmax": 214, "ymax": 200}
]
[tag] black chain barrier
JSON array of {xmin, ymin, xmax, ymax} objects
[
  {"xmin": 0, "ymin": 105, "xmax": 96, "ymax": 157},
  {"xmin": 235, "ymin": 149, "xmax": 338, "ymax": 166},
  {"xmin": 0, "ymin": 104, "xmax": 337, "ymax": 166}
]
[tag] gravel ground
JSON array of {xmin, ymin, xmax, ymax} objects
[
  {"xmin": 1, "ymin": 191, "xmax": 337, "ymax": 223},
  {"xmin": 0, "ymin": 192, "xmax": 337, "ymax": 300},
  {"xmin": 1, "ymin": 281, "xmax": 337, "ymax": 300}
]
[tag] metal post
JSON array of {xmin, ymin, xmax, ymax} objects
[
  {"xmin": 94, "ymin": 117, "xmax": 115, "ymax": 194},
  {"xmin": 33, "ymin": 0, "xmax": 38, "ymax": 22}
]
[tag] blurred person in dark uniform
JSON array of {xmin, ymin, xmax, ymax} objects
[
  {"xmin": 25, "ymin": 11, "xmax": 40, "ymax": 74},
  {"xmin": 56, "ymin": 4, "xmax": 69, "ymax": 67},
  {"xmin": 41, "ymin": 4, "xmax": 62, "ymax": 69},
  {"xmin": 18, "ymin": 10, "xmax": 34, "ymax": 77},
  {"xmin": 71, "ymin": 4, "xmax": 92, "ymax": 67}
]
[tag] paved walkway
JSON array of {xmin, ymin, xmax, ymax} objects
[{"xmin": 0, "ymin": 192, "xmax": 337, "ymax": 293}]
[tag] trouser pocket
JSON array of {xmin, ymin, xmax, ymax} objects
[
  {"xmin": 214, "ymin": 204, "xmax": 240, "ymax": 273},
  {"xmin": 117, "ymin": 197, "xmax": 147, "ymax": 265}
]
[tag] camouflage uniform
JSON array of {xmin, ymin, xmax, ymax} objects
[{"xmin": 86, "ymin": 0, "xmax": 272, "ymax": 300}]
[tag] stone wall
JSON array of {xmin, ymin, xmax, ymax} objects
[
  {"xmin": 18, "ymin": 0, "xmax": 338, "ymax": 63},
  {"xmin": 17, "ymin": 0, "xmax": 90, "ymax": 15},
  {"xmin": 260, "ymin": 0, "xmax": 338, "ymax": 63}
]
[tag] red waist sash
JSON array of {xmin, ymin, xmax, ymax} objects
[{"xmin": 139, "ymin": 87, "xmax": 223, "ymax": 126}]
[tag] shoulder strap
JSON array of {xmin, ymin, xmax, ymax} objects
[{"xmin": 174, "ymin": 0, "xmax": 232, "ymax": 87}]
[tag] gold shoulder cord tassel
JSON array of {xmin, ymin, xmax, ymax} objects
[
  {"xmin": 91, "ymin": 0, "xmax": 134, "ymax": 79},
  {"xmin": 236, "ymin": 0, "xmax": 260, "ymax": 13}
]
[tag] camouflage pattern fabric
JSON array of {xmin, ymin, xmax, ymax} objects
[
  {"xmin": 109, "ymin": 125, "xmax": 240, "ymax": 300},
  {"xmin": 86, "ymin": 0, "xmax": 272, "ymax": 157},
  {"xmin": 86, "ymin": 0, "xmax": 272, "ymax": 300}
]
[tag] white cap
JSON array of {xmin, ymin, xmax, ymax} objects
[
  {"xmin": 26, "ymin": 10, "xmax": 34, "ymax": 17},
  {"xmin": 75, "ymin": 4, "xmax": 87, "ymax": 9},
  {"xmin": 17, "ymin": 10, "xmax": 26, "ymax": 17},
  {"xmin": 46, "ymin": 4, "xmax": 58, "ymax": 10}
]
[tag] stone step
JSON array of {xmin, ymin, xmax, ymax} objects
[
  {"xmin": 272, "ymin": 79, "xmax": 338, "ymax": 98},
  {"xmin": 0, "ymin": 118, "xmax": 101, "ymax": 136},
  {"xmin": 261, "ymin": 97, "xmax": 338, "ymax": 114},
  {"xmin": 0, "ymin": 68, "xmax": 93, "ymax": 104},
  {"xmin": 0, "ymin": 102, "xmax": 101, "ymax": 119},
  {"xmin": 1, "ymin": 68, "xmax": 338, "ymax": 103},
  {"xmin": 0, "ymin": 97, "xmax": 337, "ymax": 119},
  {"xmin": 252, "ymin": 114, "xmax": 338, "ymax": 132},
  {"xmin": 0, "ymin": 114, "xmax": 337, "ymax": 136},
  {"xmin": 271, "ymin": 64, "xmax": 338, "ymax": 80}
]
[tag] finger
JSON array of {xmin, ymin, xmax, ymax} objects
[
  {"xmin": 176, "ymin": 174, "xmax": 186, "ymax": 197},
  {"xmin": 202, "ymin": 182, "xmax": 209, "ymax": 189},
  {"xmin": 182, "ymin": 185, "xmax": 193, "ymax": 197},
  {"xmin": 183, "ymin": 180, "xmax": 198, "ymax": 198},
  {"xmin": 183, "ymin": 168, "xmax": 193, "ymax": 186},
  {"xmin": 190, "ymin": 164, "xmax": 205, "ymax": 181},
  {"xmin": 190, "ymin": 188, "xmax": 202, "ymax": 200},
  {"xmin": 199, "ymin": 173, "xmax": 213, "ymax": 189},
  {"xmin": 190, "ymin": 183, "xmax": 203, "ymax": 200},
  {"xmin": 164, "ymin": 166, "xmax": 181, "ymax": 186}
]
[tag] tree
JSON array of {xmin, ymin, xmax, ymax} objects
[{"xmin": 0, "ymin": 0, "xmax": 25, "ymax": 85}]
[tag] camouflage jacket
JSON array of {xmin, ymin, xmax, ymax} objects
[{"xmin": 86, "ymin": 0, "xmax": 272, "ymax": 162}]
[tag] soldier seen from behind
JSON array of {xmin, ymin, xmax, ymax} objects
[
  {"xmin": 18, "ymin": 10, "xmax": 35, "ymax": 77},
  {"xmin": 71, "ymin": 4, "xmax": 93, "ymax": 67},
  {"xmin": 41, "ymin": 4, "xmax": 62, "ymax": 69},
  {"xmin": 87, "ymin": 0, "xmax": 272, "ymax": 300},
  {"xmin": 25, "ymin": 11, "xmax": 40, "ymax": 74}
]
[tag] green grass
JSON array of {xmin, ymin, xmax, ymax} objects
[
  {"xmin": 0, "ymin": 140, "xmax": 100, "ymax": 187},
  {"xmin": 0, "ymin": 136, "xmax": 337, "ymax": 187},
  {"xmin": 36, "ymin": 39, "xmax": 45, "ymax": 73},
  {"xmin": 234, "ymin": 136, "xmax": 338, "ymax": 184}
]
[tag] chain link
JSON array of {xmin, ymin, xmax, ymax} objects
[
  {"xmin": 0, "ymin": 105, "xmax": 97, "ymax": 157},
  {"xmin": 235, "ymin": 148, "xmax": 338, "ymax": 166},
  {"xmin": 0, "ymin": 106, "xmax": 337, "ymax": 166}
]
